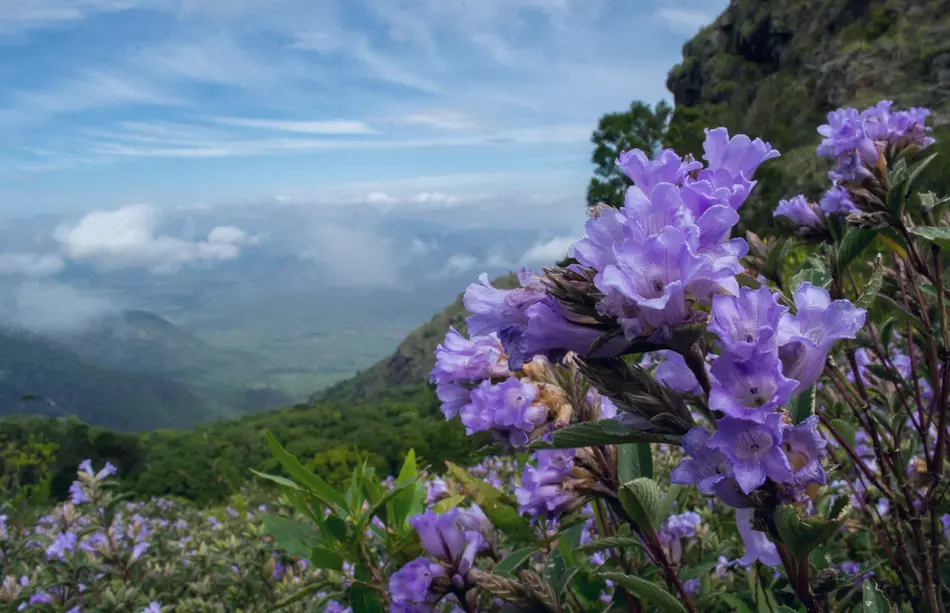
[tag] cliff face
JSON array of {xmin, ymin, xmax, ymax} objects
[{"xmin": 666, "ymin": 0, "xmax": 950, "ymax": 230}]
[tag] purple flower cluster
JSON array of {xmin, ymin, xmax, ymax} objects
[
  {"xmin": 817, "ymin": 100, "xmax": 934, "ymax": 181},
  {"xmin": 656, "ymin": 511, "xmax": 702, "ymax": 564},
  {"xmin": 389, "ymin": 508, "xmax": 486, "ymax": 612},
  {"xmin": 430, "ymin": 327, "xmax": 509, "ymax": 420},
  {"xmin": 515, "ymin": 449, "xmax": 577, "ymax": 518},
  {"xmin": 568, "ymin": 129, "xmax": 779, "ymax": 343},
  {"xmin": 672, "ymin": 284, "xmax": 863, "ymax": 564}
]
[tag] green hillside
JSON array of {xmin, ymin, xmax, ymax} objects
[
  {"xmin": 0, "ymin": 326, "xmax": 287, "ymax": 431},
  {"xmin": 317, "ymin": 273, "xmax": 518, "ymax": 404},
  {"xmin": 664, "ymin": 0, "xmax": 950, "ymax": 232}
]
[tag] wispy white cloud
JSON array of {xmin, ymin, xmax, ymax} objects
[
  {"xmin": 0, "ymin": 281, "xmax": 117, "ymax": 333},
  {"xmin": 519, "ymin": 235, "xmax": 577, "ymax": 265},
  {"xmin": 299, "ymin": 222, "xmax": 403, "ymax": 288},
  {"xmin": 209, "ymin": 117, "xmax": 378, "ymax": 135},
  {"xmin": 0, "ymin": 252, "xmax": 65, "ymax": 277},
  {"xmin": 392, "ymin": 109, "xmax": 484, "ymax": 131},
  {"xmin": 438, "ymin": 253, "xmax": 478, "ymax": 277},
  {"xmin": 53, "ymin": 204, "xmax": 254, "ymax": 273}
]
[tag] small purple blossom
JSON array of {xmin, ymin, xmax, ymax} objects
[
  {"xmin": 708, "ymin": 286, "xmax": 788, "ymax": 358},
  {"xmin": 819, "ymin": 185, "xmax": 858, "ymax": 215},
  {"xmin": 707, "ymin": 415, "xmax": 794, "ymax": 494},
  {"xmin": 670, "ymin": 427, "xmax": 733, "ymax": 495},
  {"xmin": 617, "ymin": 148, "xmax": 702, "ymax": 195},
  {"xmin": 777, "ymin": 283, "xmax": 867, "ymax": 392},
  {"xmin": 389, "ymin": 557, "xmax": 444, "ymax": 611},
  {"xmin": 464, "ymin": 270, "xmax": 546, "ymax": 337},
  {"xmin": 709, "ymin": 350, "xmax": 798, "ymax": 421},
  {"xmin": 736, "ymin": 508, "xmax": 781, "ymax": 567},
  {"xmin": 774, "ymin": 195, "xmax": 823, "ymax": 231},
  {"xmin": 459, "ymin": 377, "xmax": 547, "ymax": 447},
  {"xmin": 516, "ymin": 449, "xmax": 577, "ymax": 518}
]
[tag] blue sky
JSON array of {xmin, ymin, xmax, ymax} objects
[{"xmin": 0, "ymin": 0, "xmax": 727, "ymax": 219}]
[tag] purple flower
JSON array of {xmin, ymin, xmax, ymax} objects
[
  {"xmin": 140, "ymin": 603, "xmax": 161, "ymax": 613},
  {"xmin": 435, "ymin": 382, "xmax": 470, "ymax": 420},
  {"xmin": 670, "ymin": 427, "xmax": 733, "ymax": 495},
  {"xmin": 781, "ymin": 416, "xmax": 828, "ymax": 492},
  {"xmin": 464, "ymin": 270, "xmax": 546, "ymax": 337},
  {"xmin": 777, "ymin": 283, "xmax": 866, "ymax": 392},
  {"xmin": 409, "ymin": 509, "xmax": 485, "ymax": 584},
  {"xmin": 736, "ymin": 508, "xmax": 781, "ymax": 567},
  {"xmin": 516, "ymin": 297, "xmax": 628, "ymax": 367},
  {"xmin": 69, "ymin": 481, "xmax": 89, "ymax": 505},
  {"xmin": 774, "ymin": 195, "xmax": 823, "ymax": 231},
  {"xmin": 78, "ymin": 459, "xmax": 93, "ymax": 474},
  {"xmin": 389, "ymin": 557, "xmax": 444, "ymax": 610},
  {"xmin": 28, "ymin": 591, "xmax": 54, "ymax": 605},
  {"xmin": 425, "ymin": 477, "xmax": 450, "ymax": 505},
  {"xmin": 819, "ymin": 185, "xmax": 858, "ymax": 215},
  {"xmin": 597, "ymin": 227, "xmax": 723, "ymax": 335},
  {"xmin": 701, "ymin": 128, "xmax": 781, "ymax": 184},
  {"xmin": 459, "ymin": 377, "xmax": 547, "ymax": 447},
  {"xmin": 430, "ymin": 328, "xmax": 509, "ymax": 385},
  {"xmin": 683, "ymin": 578, "xmax": 701, "ymax": 595},
  {"xmin": 709, "ymin": 351, "xmax": 798, "ymax": 421},
  {"xmin": 516, "ymin": 450, "xmax": 577, "ymax": 518},
  {"xmin": 707, "ymin": 415, "xmax": 793, "ymax": 494},
  {"xmin": 130, "ymin": 541, "xmax": 149, "ymax": 562},
  {"xmin": 708, "ymin": 286, "xmax": 788, "ymax": 358},
  {"xmin": 45, "ymin": 531, "xmax": 78, "ymax": 561},
  {"xmin": 661, "ymin": 511, "xmax": 702, "ymax": 539},
  {"xmin": 616, "ymin": 148, "xmax": 702, "ymax": 195},
  {"xmin": 817, "ymin": 107, "xmax": 879, "ymax": 181},
  {"xmin": 654, "ymin": 351, "xmax": 703, "ymax": 395},
  {"xmin": 840, "ymin": 561, "xmax": 861, "ymax": 575},
  {"xmin": 324, "ymin": 601, "xmax": 352, "ymax": 613}
]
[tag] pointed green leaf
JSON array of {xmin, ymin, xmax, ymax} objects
[
  {"xmin": 261, "ymin": 515, "xmax": 322, "ymax": 559},
  {"xmin": 789, "ymin": 267, "xmax": 831, "ymax": 293},
  {"xmin": 861, "ymin": 581, "xmax": 891, "ymax": 612},
  {"xmin": 857, "ymin": 254, "xmax": 885, "ymax": 309},
  {"xmin": 830, "ymin": 419, "xmax": 856, "ymax": 449},
  {"xmin": 266, "ymin": 582, "xmax": 331, "ymax": 612},
  {"xmin": 360, "ymin": 476, "xmax": 416, "ymax": 529},
  {"xmin": 789, "ymin": 385, "xmax": 816, "ymax": 425},
  {"xmin": 618, "ymin": 478, "xmax": 661, "ymax": 536},
  {"xmin": 714, "ymin": 593, "xmax": 753, "ymax": 613},
  {"xmin": 265, "ymin": 431, "xmax": 349, "ymax": 512},
  {"xmin": 309, "ymin": 546, "xmax": 344, "ymax": 571},
  {"xmin": 908, "ymin": 226, "xmax": 950, "ymax": 250},
  {"xmin": 349, "ymin": 564, "xmax": 383, "ymax": 613},
  {"xmin": 391, "ymin": 449, "xmax": 420, "ymax": 528},
  {"xmin": 837, "ymin": 227, "xmax": 879, "ymax": 273},
  {"xmin": 250, "ymin": 469, "xmax": 301, "ymax": 490},
  {"xmin": 492, "ymin": 546, "xmax": 538, "ymax": 577},
  {"xmin": 433, "ymin": 494, "xmax": 464, "ymax": 514},
  {"xmin": 618, "ymin": 443, "xmax": 653, "ymax": 482},
  {"xmin": 602, "ymin": 572, "xmax": 688, "ymax": 613},
  {"xmin": 774, "ymin": 500, "xmax": 851, "ymax": 561}
]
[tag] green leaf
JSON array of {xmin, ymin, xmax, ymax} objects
[
  {"xmin": 349, "ymin": 564, "xmax": 383, "ymax": 613},
  {"xmin": 390, "ymin": 449, "xmax": 421, "ymax": 528},
  {"xmin": 545, "ymin": 549, "xmax": 580, "ymax": 602},
  {"xmin": 789, "ymin": 385, "xmax": 816, "ymax": 425},
  {"xmin": 618, "ymin": 478, "xmax": 661, "ymax": 536},
  {"xmin": 266, "ymin": 582, "xmax": 330, "ymax": 612},
  {"xmin": 360, "ymin": 476, "xmax": 416, "ymax": 529},
  {"xmin": 865, "ymin": 364, "xmax": 901, "ymax": 383},
  {"xmin": 765, "ymin": 237, "xmax": 792, "ymax": 285},
  {"xmin": 906, "ymin": 151, "xmax": 939, "ymax": 192},
  {"xmin": 576, "ymin": 537, "xmax": 643, "ymax": 553},
  {"xmin": 657, "ymin": 484, "xmax": 685, "ymax": 524},
  {"xmin": 558, "ymin": 522, "xmax": 586, "ymax": 567},
  {"xmin": 773, "ymin": 499, "xmax": 851, "ymax": 561},
  {"xmin": 830, "ymin": 419, "xmax": 856, "ymax": 449},
  {"xmin": 860, "ymin": 581, "xmax": 891, "ymax": 612},
  {"xmin": 908, "ymin": 226, "xmax": 950, "ymax": 250},
  {"xmin": 492, "ymin": 546, "xmax": 538, "ymax": 577},
  {"xmin": 857, "ymin": 254, "xmax": 885, "ymax": 309},
  {"xmin": 265, "ymin": 431, "xmax": 349, "ymax": 513},
  {"xmin": 542, "ymin": 420, "xmax": 682, "ymax": 449},
  {"xmin": 309, "ymin": 546, "xmax": 344, "ymax": 571},
  {"xmin": 714, "ymin": 593, "xmax": 753, "ymax": 613},
  {"xmin": 618, "ymin": 443, "xmax": 653, "ymax": 482},
  {"xmin": 261, "ymin": 515, "xmax": 322, "ymax": 559},
  {"xmin": 445, "ymin": 462, "xmax": 536, "ymax": 543},
  {"xmin": 789, "ymin": 267, "xmax": 830, "ymax": 293},
  {"xmin": 837, "ymin": 227, "xmax": 879, "ymax": 273},
  {"xmin": 601, "ymin": 572, "xmax": 688, "ymax": 613},
  {"xmin": 250, "ymin": 469, "xmax": 301, "ymax": 490},
  {"xmin": 433, "ymin": 494, "xmax": 464, "ymax": 514}
]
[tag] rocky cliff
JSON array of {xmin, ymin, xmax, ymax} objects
[{"xmin": 665, "ymin": 0, "xmax": 950, "ymax": 230}]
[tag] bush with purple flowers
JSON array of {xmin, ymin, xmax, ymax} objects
[{"xmin": 244, "ymin": 100, "xmax": 942, "ymax": 613}]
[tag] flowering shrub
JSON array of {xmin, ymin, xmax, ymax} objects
[
  {"xmin": 8, "ymin": 101, "xmax": 950, "ymax": 612},
  {"xmin": 252, "ymin": 102, "xmax": 950, "ymax": 613}
]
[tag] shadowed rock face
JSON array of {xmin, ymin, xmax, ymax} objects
[{"xmin": 665, "ymin": 0, "xmax": 950, "ymax": 233}]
